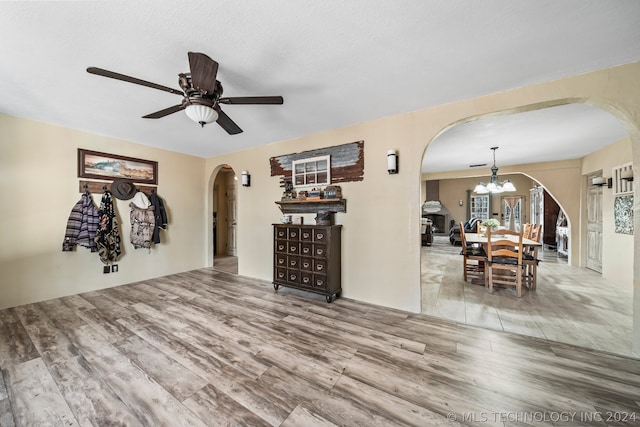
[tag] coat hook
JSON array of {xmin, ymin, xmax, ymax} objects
[{"xmin": 103, "ymin": 185, "xmax": 107, "ymax": 191}]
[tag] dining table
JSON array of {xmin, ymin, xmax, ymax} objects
[
  {"xmin": 465, "ymin": 232, "xmax": 542, "ymax": 248},
  {"xmin": 464, "ymin": 232, "xmax": 542, "ymax": 286}
]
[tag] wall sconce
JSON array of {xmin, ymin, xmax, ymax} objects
[
  {"xmin": 591, "ymin": 176, "xmax": 606, "ymax": 186},
  {"xmin": 241, "ymin": 170, "xmax": 251, "ymax": 187},
  {"xmin": 459, "ymin": 200, "xmax": 464, "ymax": 206},
  {"xmin": 621, "ymin": 169, "xmax": 634, "ymax": 182},
  {"xmin": 387, "ymin": 150, "xmax": 398, "ymax": 174}
]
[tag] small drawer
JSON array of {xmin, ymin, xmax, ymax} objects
[
  {"xmin": 275, "ymin": 254, "xmax": 287, "ymax": 267},
  {"xmin": 314, "ymin": 229, "xmax": 327, "ymax": 242},
  {"xmin": 300, "ymin": 258, "xmax": 313, "ymax": 271},
  {"xmin": 288, "ymin": 242, "xmax": 299, "ymax": 255},
  {"xmin": 288, "ymin": 228, "xmax": 299, "ymax": 240},
  {"xmin": 314, "ymin": 244, "xmax": 327, "ymax": 258},
  {"xmin": 288, "ymin": 256, "xmax": 300, "ymax": 269},
  {"xmin": 314, "ymin": 259, "xmax": 327, "ymax": 273},
  {"xmin": 287, "ymin": 270, "xmax": 300, "ymax": 284},
  {"xmin": 300, "ymin": 228, "xmax": 313, "ymax": 241},
  {"xmin": 275, "ymin": 240, "xmax": 287, "ymax": 253},
  {"xmin": 300, "ymin": 272, "xmax": 313, "ymax": 287},
  {"xmin": 313, "ymin": 274, "xmax": 327, "ymax": 289},
  {"xmin": 300, "ymin": 242, "xmax": 313, "ymax": 256},
  {"xmin": 275, "ymin": 267, "xmax": 287, "ymax": 281},
  {"xmin": 275, "ymin": 227, "xmax": 288, "ymax": 239}
]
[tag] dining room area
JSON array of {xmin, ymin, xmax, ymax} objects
[{"xmin": 420, "ymin": 224, "xmax": 635, "ymax": 358}]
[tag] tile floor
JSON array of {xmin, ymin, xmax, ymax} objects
[{"xmin": 421, "ymin": 236, "xmax": 636, "ymax": 358}]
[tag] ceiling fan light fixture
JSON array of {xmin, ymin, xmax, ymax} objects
[{"xmin": 185, "ymin": 104, "xmax": 218, "ymax": 127}]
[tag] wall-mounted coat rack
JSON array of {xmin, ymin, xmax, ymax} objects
[{"xmin": 79, "ymin": 180, "xmax": 157, "ymax": 196}]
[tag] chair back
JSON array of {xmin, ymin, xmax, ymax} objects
[
  {"xmin": 486, "ymin": 228, "xmax": 523, "ymax": 265},
  {"xmin": 522, "ymin": 223, "xmax": 532, "ymax": 239},
  {"xmin": 529, "ymin": 224, "xmax": 542, "ymax": 243},
  {"xmin": 459, "ymin": 222, "xmax": 468, "ymax": 253}
]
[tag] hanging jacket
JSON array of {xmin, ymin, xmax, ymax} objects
[
  {"xmin": 94, "ymin": 191, "xmax": 122, "ymax": 264},
  {"xmin": 149, "ymin": 192, "xmax": 168, "ymax": 244},
  {"xmin": 62, "ymin": 193, "xmax": 100, "ymax": 252},
  {"xmin": 130, "ymin": 191, "xmax": 155, "ymax": 250}
]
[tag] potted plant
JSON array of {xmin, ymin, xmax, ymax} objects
[{"xmin": 479, "ymin": 218, "xmax": 500, "ymax": 236}]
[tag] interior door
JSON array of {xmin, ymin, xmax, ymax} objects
[
  {"xmin": 586, "ymin": 175, "xmax": 603, "ymax": 273},
  {"xmin": 226, "ymin": 182, "xmax": 237, "ymax": 256},
  {"xmin": 503, "ymin": 197, "xmax": 522, "ymax": 231}
]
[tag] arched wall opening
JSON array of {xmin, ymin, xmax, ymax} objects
[
  {"xmin": 419, "ymin": 98, "xmax": 637, "ymax": 354},
  {"xmin": 206, "ymin": 164, "xmax": 238, "ymax": 270}
]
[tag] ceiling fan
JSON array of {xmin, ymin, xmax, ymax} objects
[{"xmin": 87, "ymin": 52, "xmax": 283, "ymax": 135}]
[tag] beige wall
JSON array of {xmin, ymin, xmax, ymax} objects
[
  {"xmin": 2, "ymin": 61, "xmax": 639, "ymax": 352},
  {"xmin": 0, "ymin": 115, "xmax": 206, "ymax": 310},
  {"xmin": 582, "ymin": 137, "xmax": 634, "ymax": 287},
  {"xmin": 205, "ymin": 61, "xmax": 640, "ymax": 352},
  {"xmin": 428, "ymin": 174, "xmax": 536, "ymax": 227}
]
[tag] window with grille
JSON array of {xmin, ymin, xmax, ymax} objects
[
  {"xmin": 292, "ymin": 155, "xmax": 331, "ymax": 187},
  {"xmin": 470, "ymin": 195, "xmax": 490, "ymax": 220}
]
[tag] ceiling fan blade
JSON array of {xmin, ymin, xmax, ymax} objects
[
  {"xmin": 215, "ymin": 106, "xmax": 243, "ymax": 135},
  {"xmin": 218, "ymin": 96, "xmax": 284, "ymax": 105},
  {"xmin": 142, "ymin": 104, "xmax": 185, "ymax": 119},
  {"xmin": 87, "ymin": 67, "xmax": 184, "ymax": 95},
  {"xmin": 188, "ymin": 52, "xmax": 219, "ymax": 95}
]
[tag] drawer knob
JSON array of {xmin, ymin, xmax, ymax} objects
[
  {"xmin": 303, "ymin": 248, "xmax": 309, "ymax": 253},
  {"xmin": 317, "ymin": 264, "xmax": 323, "ymax": 271},
  {"xmin": 317, "ymin": 234, "xmax": 324, "ymax": 239},
  {"xmin": 303, "ymin": 262, "xmax": 310, "ymax": 268},
  {"xmin": 303, "ymin": 277, "xmax": 309, "ymax": 283},
  {"xmin": 278, "ymin": 259, "xmax": 284, "ymax": 264},
  {"xmin": 316, "ymin": 280, "xmax": 324, "ymax": 286},
  {"xmin": 278, "ymin": 273, "xmax": 284, "ymax": 278},
  {"xmin": 317, "ymin": 249, "xmax": 324, "ymax": 255},
  {"xmin": 291, "ymin": 260, "xmax": 297, "ymax": 266},
  {"xmin": 303, "ymin": 233, "xmax": 309, "ymax": 238},
  {"xmin": 290, "ymin": 275, "xmax": 297, "ymax": 280}
]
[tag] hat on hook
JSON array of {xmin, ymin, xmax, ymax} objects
[{"xmin": 110, "ymin": 179, "xmax": 137, "ymax": 200}]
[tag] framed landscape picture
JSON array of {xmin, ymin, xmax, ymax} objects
[{"xmin": 78, "ymin": 149, "xmax": 158, "ymax": 184}]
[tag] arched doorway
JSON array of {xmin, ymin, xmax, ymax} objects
[
  {"xmin": 211, "ymin": 165, "xmax": 238, "ymax": 274},
  {"xmin": 419, "ymin": 101, "xmax": 635, "ymax": 357}
]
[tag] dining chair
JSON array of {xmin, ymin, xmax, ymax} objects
[
  {"xmin": 528, "ymin": 224, "xmax": 542, "ymax": 243},
  {"xmin": 459, "ymin": 222, "xmax": 486, "ymax": 282},
  {"xmin": 486, "ymin": 228, "xmax": 525, "ymax": 297},
  {"xmin": 522, "ymin": 223, "xmax": 532, "ymax": 239},
  {"xmin": 523, "ymin": 224, "xmax": 542, "ymax": 290}
]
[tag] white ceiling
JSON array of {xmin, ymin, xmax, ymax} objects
[
  {"xmin": 1, "ymin": 1, "xmax": 639, "ymax": 163},
  {"xmin": 422, "ymin": 103, "xmax": 629, "ymax": 173}
]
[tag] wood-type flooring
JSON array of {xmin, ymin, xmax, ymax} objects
[{"xmin": 2, "ymin": 268, "xmax": 640, "ymax": 426}]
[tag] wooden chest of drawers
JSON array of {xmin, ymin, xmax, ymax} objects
[{"xmin": 273, "ymin": 224, "xmax": 342, "ymax": 302}]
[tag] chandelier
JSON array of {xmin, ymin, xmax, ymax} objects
[{"xmin": 473, "ymin": 147, "xmax": 516, "ymax": 194}]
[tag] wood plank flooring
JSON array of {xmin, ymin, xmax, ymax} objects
[
  {"xmin": 213, "ymin": 256, "xmax": 238, "ymax": 275},
  {"xmin": 422, "ymin": 236, "xmax": 636, "ymax": 358},
  {"xmin": 2, "ymin": 268, "xmax": 640, "ymax": 425}
]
